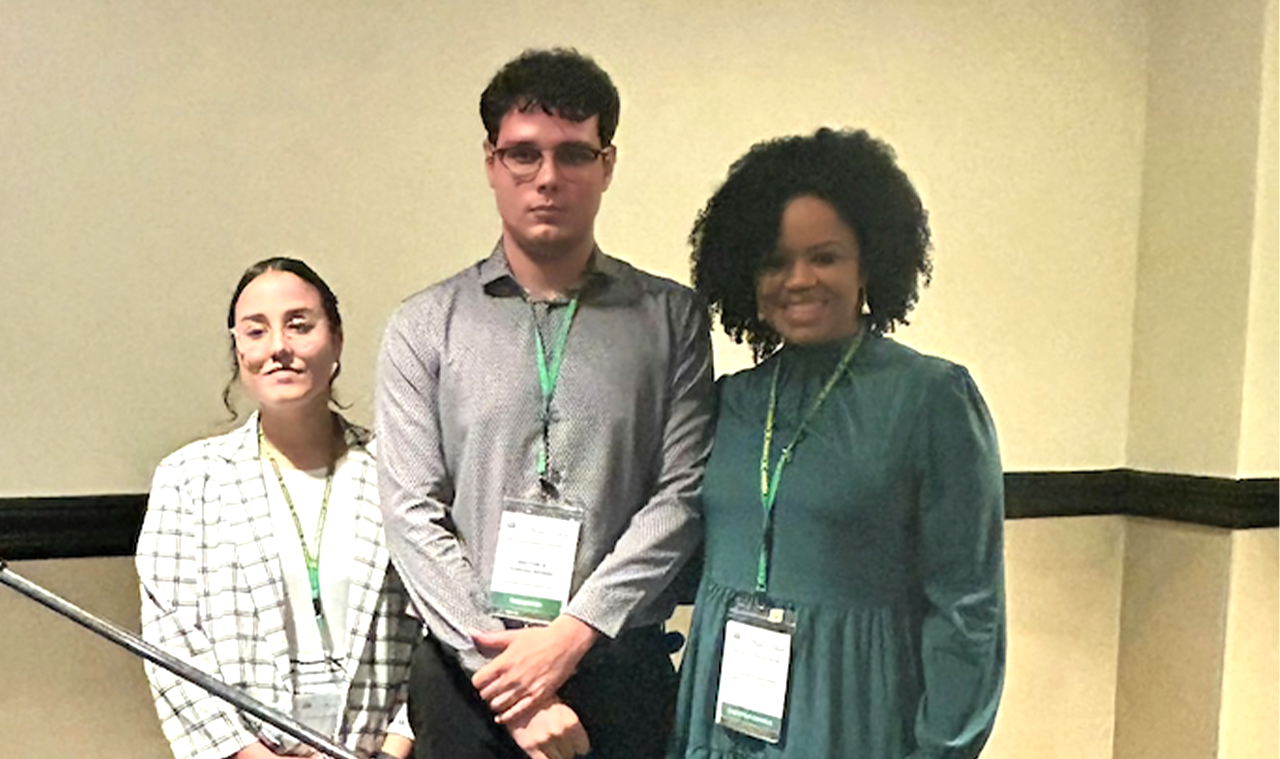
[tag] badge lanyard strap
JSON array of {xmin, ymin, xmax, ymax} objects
[
  {"xmin": 532, "ymin": 297, "xmax": 580, "ymax": 482},
  {"xmin": 259, "ymin": 425, "xmax": 336, "ymax": 646},
  {"xmin": 757, "ymin": 331, "xmax": 865, "ymax": 594}
]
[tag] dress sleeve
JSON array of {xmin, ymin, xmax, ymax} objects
[
  {"xmin": 910, "ymin": 365, "xmax": 1006, "ymax": 759},
  {"xmin": 375, "ymin": 304, "xmax": 504, "ymax": 675},
  {"xmin": 136, "ymin": 452, "xmax": 258, "ymax": 759}
]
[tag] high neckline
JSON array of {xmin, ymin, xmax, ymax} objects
[{"xmin": 778, "ymin": 333, "xmax": 867, "ymax": 373}]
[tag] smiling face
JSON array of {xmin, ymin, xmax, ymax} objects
[
  {"xmin": 756, "ymin": 195, "xmax": 866, "ymax": 346},
  {"xmin": 231, "ymin": 270, "xmax": 342, "ymax": 412},
  {"xmin": 484, "ymin": 107, "xmax": 614, "ymax": 265}
]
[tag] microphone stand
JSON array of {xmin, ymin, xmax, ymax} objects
[{"xmin": 0, "ymin": 556, "xmax": 362, "ymax": 759}]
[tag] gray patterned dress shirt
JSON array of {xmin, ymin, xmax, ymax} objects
[{"xmin": 376, "ymin": 243, "xmax": 714, "ymax": 674}]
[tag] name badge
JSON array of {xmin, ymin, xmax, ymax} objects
[
  {"xmin": 293, "ymin": 660, "xmax": 346, "ymax": 739},
  {"xmin": 714, "ymin": 595, "xmax": 797, "ymax": 744},
  {"xmin": 489, "ymin": 497, "xmax": 584, "ymax": 624}
]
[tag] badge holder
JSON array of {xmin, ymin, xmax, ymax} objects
[
  {"xmin": 489, "ymin": 495, "xmax": 584, "ymax": 625},
  {"xmin": 714, "ymin": 595, "xmax": 797, "ymax": 744},
  {"xmin": 261, "ymin": 658, "xmax": 347, "ymax": 751}
]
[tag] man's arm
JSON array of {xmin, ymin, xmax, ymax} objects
[
  {"xmin": 376, "ymin": 302, "xmax": 505, "ymax": 674},
  {"xmin": 473, "ymin": 291, "xmax": 715, "ymax": 721},
  {"xmin": 561, "ymin": 290, "xmax": 714, "ymax": 631}
]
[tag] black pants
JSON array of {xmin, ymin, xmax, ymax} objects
[{"xmin": 409, "ymin": 627, "xmax": 678, "ymax": 759}]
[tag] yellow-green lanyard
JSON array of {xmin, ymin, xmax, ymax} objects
[
  {"xmin": 259, "ymin": 426, "xmax": 335, "ymax": 630},
  {"xmin": 757, "ymin": 332, "xmax": 864, "ymax": 593},
  {"xmin": 532, "ymin": 297, "xmax": 580, "ymax": 482}
]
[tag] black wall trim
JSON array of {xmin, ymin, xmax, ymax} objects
[
  {"xmin": 0, "ymin": 494, "xmax": 146, "ymax": 561},
  {"xmin": 1004, "ymin": 470, "xmax": 1278, "ymax": 528},
  {"xmin": 0, "ymin": 471, "xmax": 1276, "ymax": 560}
]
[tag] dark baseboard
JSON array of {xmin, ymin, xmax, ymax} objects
[
  {"xmin": 0, "ymin": 470, "xmax": 1275, "ymax": 561},
  {"xmin": 0, "ymin": 494, "xmax": 147, "ymax": 561},
  {"xmin": 1004, "ymin": 470, "xmax": 1279, "ymax": 529}
]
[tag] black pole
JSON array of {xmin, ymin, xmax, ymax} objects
[{"xmin": 0, "ymin": 557, "xmax": 363, "ymax": 759}]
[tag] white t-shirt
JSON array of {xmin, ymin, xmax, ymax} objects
[{"xmin": 263, "ymin": 454, "xmax": 359, "ymax": 663}]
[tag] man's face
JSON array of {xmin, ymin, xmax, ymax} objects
[{"xmin": 485, "ymin": 108, "xmax": 614, "ymax": 263}]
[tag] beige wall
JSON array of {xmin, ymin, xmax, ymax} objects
[
  {"xmin": 1112, "ymin": 520, "xmax": 1234, "ymax": 759},
  {"xmin": 1125, "ymin": 0, "xmax": 1276, "ymax": 477},
  {"xmin": 0, "ymin": 0, "xmax": 1275, "ymax": 758},
  {"xmin": 0, "ymin": 558, "xmax": 170, "ymax": 758},
  {"xmin": 1218, "ymin": 529, "xmax": 1280, "ymax": 759},
  {"xmin": 0, "ymin": 0, "xmax": 1150, "ymax": 496},
  {"xmin": 1237, "ymin": 0, "xmax": 1280, "ymax": 478},
  {"xmin": 984, "ymin": 517, "xmax": 1127, "ymax": 759},
  {"xmin": 1113, "ymin": 3, "xmax": 1278, "ymax": 756}
]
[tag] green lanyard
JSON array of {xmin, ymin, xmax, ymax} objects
[
  {"xmin": 757, "ymin": 331, "xmax": 865, "ymax": 593},
  {"xmin": 259, "ymin": 426, "xmax": 335, "ymax": 628},
  {"xmin": 532, "ymin": 297, "xmax": 580, "ymax": 482}
]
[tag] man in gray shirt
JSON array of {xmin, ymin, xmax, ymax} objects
[{"xmin": 376, "ymin": 48, "xmax": 713, "ymax": 759}]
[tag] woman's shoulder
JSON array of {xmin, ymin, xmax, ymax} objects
[
  {"xmin": 861, "ymin": 334, "xmax": 957, "ymax": 371},
  {"xmin": 859, "ymin": 335, "xmax": 976, "ymax": 388},
  {"xmin": 863, "ymin": 337, "xmax": 996, "ymax": 437},
  {"xmin": 841, "ymin": 337, "xmax": 991, "ymax": 426},
  {"xmin": 158, "ymin": 414, "xmax": 376, "ymax": 470},
  {"xmin": 714, "ymin": 356, "xmax": 774, "ymax": 399},
  {"xmin": 158, "ymin": 419, "xmax": 248, "ymax": 465}
]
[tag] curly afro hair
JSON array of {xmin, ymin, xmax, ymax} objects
[{"xmin": 691, "ymin": 128, "xmax": 932, "ymax": 359}]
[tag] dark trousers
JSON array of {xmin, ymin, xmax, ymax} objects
[{"xmin": 409, "ymin": 627, "xmax": 678, "ymax": 759}]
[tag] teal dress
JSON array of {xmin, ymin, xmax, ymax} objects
[{"xmin": 670, "ymin": 335, "xmax": 1005, "ymax": 759}]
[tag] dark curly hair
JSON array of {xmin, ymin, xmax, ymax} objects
[
  {"xmin": 480, "ymin": 48, "xmax": 620, "ymax": 147},
  {"xmin": 691, "ymin": 128, "xmax": 932, "ymax": 359}
]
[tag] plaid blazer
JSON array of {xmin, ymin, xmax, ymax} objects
[{"xmin": 137, "ymin": 414, "xmax": 420, "ymax": 759}]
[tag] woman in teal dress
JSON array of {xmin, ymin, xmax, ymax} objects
[{"xmin": 670, "ymin": 129, "xmax": 1005, "ymax": 759}]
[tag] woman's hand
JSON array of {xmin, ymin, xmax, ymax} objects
[
  {"xmin": 376, "ymin": 732, "xmax": 413, "ymax": 759},
  {"xmin": 231, "ymin": 741, "xmax": 286, "ymax": 759}
]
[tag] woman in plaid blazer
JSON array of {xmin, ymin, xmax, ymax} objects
[{"xmin": 137, "ymin": 258, "xmax": 420, "ymax": 759}]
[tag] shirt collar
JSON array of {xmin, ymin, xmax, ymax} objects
[
  {"xmin": 479, "ymin": 240, "xmax": 619, "ymax": 301},
  {"xmin": 217, "ymin": 411, "xmax": 370, "ymax": 463}
]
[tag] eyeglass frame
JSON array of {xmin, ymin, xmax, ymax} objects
[{"xmin": 487, "ymin": 140, "xmax": 614, "ymax": 181}]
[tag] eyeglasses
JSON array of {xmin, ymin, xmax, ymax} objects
[{"xmin": 491, "ymin": 142, "xmax": 610, "ymax": 181}]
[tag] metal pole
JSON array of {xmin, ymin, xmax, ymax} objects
[{"xmin": 0, "ymin": 557, "xmax": 362, "ymax": 759}]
